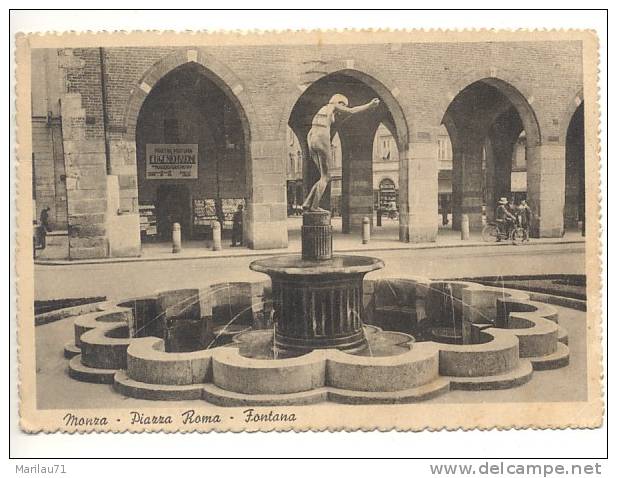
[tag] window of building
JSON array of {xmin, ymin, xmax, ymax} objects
[
  {"xmin": 331, "ymin": 133, "xmax": 342, "ymax": 168},
  {"xmin": 296, "ymin": 150, "xmax": 302, "ymax": 175},
  {"xmin": 513, "ymin": 132, "xmax": 527, "ymax": 169},
  {"xmin": 379, "ymin": 135, "xmax": 392, "ymax": 160},
  {"xmin": 438, "ymin": 136, "xmax": 452, "ymax": 161},
  {"xmin": 378, "ymin": 178, "xmax": 397, "ymax": 210}
]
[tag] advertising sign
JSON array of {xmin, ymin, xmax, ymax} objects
[{"xmin": 146, "ymin": 144, "xmax": 198, "ymax": 179}]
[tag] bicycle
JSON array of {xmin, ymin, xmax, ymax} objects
[{"xmin": 481, "ymin": 219, "xmax": 527, "ymax": 245}]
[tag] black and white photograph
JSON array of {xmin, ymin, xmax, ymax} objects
[{"xmin": 14, "ymin": 25, "xmax": 603, "ymax": 438}]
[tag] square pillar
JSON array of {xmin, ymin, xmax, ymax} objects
[
  {"xmin": 399, "ymin": 141, "xmax": 438, "ymax": 243},
  {"xmin": 452, "ymin": 140, "xmax": 484, "ymax": 231},
  {"xmin": 341, "ymin": 129, "xmax": 374, "ymax": 234},
  {"xmin": 61, "ymin": 93, "xmax": 110, "ymax": 260},
  {"xmin": 245, "ymin": 140, "xmax": 288, "ymax": 249},
  {"xmin": 342, "ymin": 155, "xmax": 373, "ymax": 233},
  {"xmin": 527, "ymin": 144, "xmax": 566, "ymax": 237},
  {"xmin": 484, "ymin": 140, "xmax": 496, "ymax": 222},
  {"xmin": 106, "ymin": 175, "xmax": 141, "ymax": 257},
  {"xmin": 485, "ymin": 137, "xmax": 514, "ymax": 222}
]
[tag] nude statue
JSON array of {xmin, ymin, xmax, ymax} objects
[{"xmin": 302, "ymin": 94, "xmax": 380, "ymax": 212}]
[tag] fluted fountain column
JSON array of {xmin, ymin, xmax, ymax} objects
[{"xmin": 250, "ymin": 211, "xmax": 383, "ymax": 355}]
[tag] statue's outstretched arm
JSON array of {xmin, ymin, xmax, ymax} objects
[{"xmin": 333, "ymin": 98, "xmax": 380, "ymax": 116}]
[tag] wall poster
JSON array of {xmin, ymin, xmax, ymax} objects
[{"xmin": 146, "ymin": 144, "xmax": 198, "ymax": 179}]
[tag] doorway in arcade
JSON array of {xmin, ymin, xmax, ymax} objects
[{"xmin": 135, "ymin": 63, "xmax": 247, "ymax": 244}]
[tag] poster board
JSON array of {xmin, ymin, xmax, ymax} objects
[
  {"xmin": 146, "ymin": 144, "xmax": 198, "ymax": 179},
  {"xmin": 221, "ymin": 198, "xmax": 245, "ymax": 229},
  {"xmin": 138, "ymin": 203, "xmax": 157, "ymax": 237},
  {"xmin": 193, "ymin": 199, "xmax": 217, "ymax": 226},
  {"xmin": 192, "ymin": 198, "xmax": 246, "ymax": 229}
]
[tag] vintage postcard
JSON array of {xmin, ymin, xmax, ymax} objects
[{"xmin": 15, "ymin": 29, "xmax": 603, "ymax": 432}]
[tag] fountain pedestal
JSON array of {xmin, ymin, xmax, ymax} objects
[
  {"xmin": 301, "ymin": 211, "xmax": 332, "ymax": 260},
  {"xmin": 250, "ymin": 211, "xmax": 384, "ymax": 355}
]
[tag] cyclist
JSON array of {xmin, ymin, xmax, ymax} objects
[
  {"xmin": 495, "ymin": 197, "xmax": 516, "ymax": 240},
  {"xmin": 517, "ymin": 199, "xmax": 533, "ymax": 239}
]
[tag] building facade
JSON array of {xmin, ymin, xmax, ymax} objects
[{"xmin": 31, "ymin": 41, "xmax": 585, "ymax": 259}]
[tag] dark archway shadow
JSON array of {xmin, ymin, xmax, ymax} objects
[
  {"xmin": 565, "ymin": 101, "xmax": 585, "ymax": 235},
  {"xmin": 441, "ymin": 78, "xmax": 541, "ymax": 235},
  {"xmin": 135, "ymin": 62, "xmax": 249, "ymax": 246}
]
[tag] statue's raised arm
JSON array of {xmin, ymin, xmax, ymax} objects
[
  {"xmin": 302, "ymin": 95, "xmax": 380, "ymax": 212},
  {"xmin": 333, "ymin": 97, "xmax": 380, "ymax": 117}
]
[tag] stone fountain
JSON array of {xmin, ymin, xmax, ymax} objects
[
  {"xmin": 56, "ymin": 206, "xmax": 573, "ymax": 407},
  {"xmin": 250, "ymin": 210, "xmax": 383, "ymax": 355}
]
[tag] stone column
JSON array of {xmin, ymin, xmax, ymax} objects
[
  {"xmin": 302, "ymin": 211, "xmax": 332, "ymax": 260},
  {"xmin": 484, "ymin": 139, "xmax": 496, "ymax": 221},
  {"xmin": 399, "ymin": 140, "xmax": 438, "ymax": 242},
  {"xmin": 526, "ymin": 143, "xmax": 566, "ymax": 237},
  {"xmin": 452, "ymin": 138, "xmax": 485, "ymax": 231},
  {"xmin": 493, "ymin": 145, "xmax": 514, "ymax": 204},
  {"xmin": 60, "ymin": 93, "xmax": 110, "ymax": 260},
  {"xmin": 340, "ymin": 125, "xmax": 375, "ymax": 234},
  {"xmin": 103, "ymin": 137, "xmax": 141, "ymax": 257},
  {"xmin": 245, "ymin": 139, "xmax": 288, "ymax": 249},
  {"xmin": 485, "ymin": 135, "xmax": 515, "ymax": 222}
]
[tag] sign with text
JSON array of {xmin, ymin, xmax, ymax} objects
[{"xmin": 146, "ymin": 144, "xmax": 198, "ymax": 179}]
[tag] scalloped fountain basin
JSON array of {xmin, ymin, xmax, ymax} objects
[{"xmin": 59, "ymin": 276, "xmax": 573, "ymax": 405}]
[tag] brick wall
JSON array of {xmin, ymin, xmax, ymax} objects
[{"xmin": 60, "ymin": 41, "xmax": 583, "ymax": 146}]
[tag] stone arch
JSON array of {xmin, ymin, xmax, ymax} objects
[
  {"xmin": 438, "ymin": 69, "xmax": 541, "ymax": 146},
  {"xmin": 562, "ymin": 89, "xmax": 585, "ymax": 231},
  {"xmin": 440, "ymin": 73, "xmax": 543, "ymax": 232},
  {"xmin": 129, "ymin": 52, "xmax": 259, "ymax": 244},
  {"xmin": 441, "ymin": 113, "xmax": 460, "ymax": 151},
  {"xmin": 284, "ymin": 65, "xmax": 411, "ymax": 237},
  {"xmin": 560, "ymin": 88, "xmax": 584, "ymax": 143},
  {"xmin": 279, "ymin": 61, "xmax": 410, "ymax": 152},
  {"xmin": 123, "ymin": 48, "xmax": 260, "ymax": 141},
  {"xmin": 379, "ymin": 176, "xmax": 397, "ymax": 189}
]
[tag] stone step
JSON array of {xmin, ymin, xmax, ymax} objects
[
  {"xmin": 68, "ymin": 355, "xmax": 118, "ymax": 384},
  {"xmin": 448, "ymin": 360, "xmax": 533, "ymax": 391},
  {"xmin": 327, "ymin": 378, "xmax": 450, "ymax": 405},
  {"xmin": 63, "ymin": 342, "xmax": 81, "ymax": 359},
  {"xmin": 529, "ymin": 342, "xmax": 570, "ymax": 371},
  {"xmin": 114, "ymin": 370, "xmax": 204, "ymax": 401},
  {"xmin": 203, "ymin": 384, "xmax": 327, "ymax": 407}
]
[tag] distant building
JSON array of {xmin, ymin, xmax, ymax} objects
[{"xmin": 287, "ymin": 123, "xmax": 532, "ymax": 221}]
